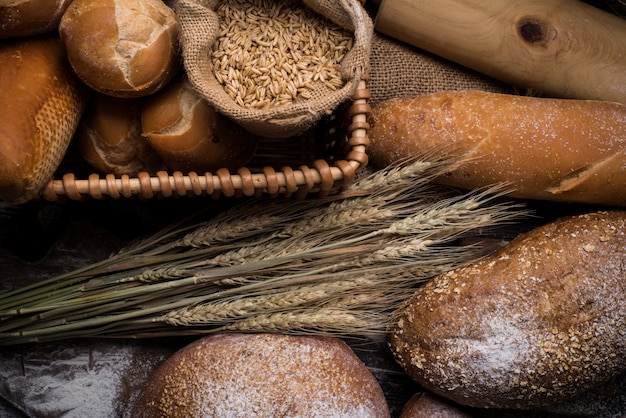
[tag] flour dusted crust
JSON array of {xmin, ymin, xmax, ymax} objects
[
  {"xmin": 399, "ymin": 392, "xmax": 472, "ymax": 418},
  {"xmin": 368, "ymin": 91, "xmax": 626, "ymax": 207},
  {"xmin": 389, "ymin": 210, "xmax": 626, "ymax": 409},
  {"xmin": 133, "ymin": 333, "xmax": 390, "ymax": 417},
  {"xmin": 59, "ymin": 0, "xmax": 179, "ymax": 98},
  {"xmin": 0, "ymin": 0, "xmax": 73, "ymax": 39}
]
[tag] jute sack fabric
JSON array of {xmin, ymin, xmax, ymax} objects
[
  {"xmin": 368, "ymin": 32, "xmax": 514, "ymax": 109},
  {"xmin": 176, "ymin": 0, "xmax": 373, "ymax": 138}
]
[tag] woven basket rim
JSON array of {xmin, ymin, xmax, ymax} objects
[{"xmin": 40, "ymin": 76, "xmax": 371, "ymax": 201}]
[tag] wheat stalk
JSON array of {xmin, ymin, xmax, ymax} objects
[{"xmin": 0, "ymin": 157, "xmax": 528, "ymax": 345}]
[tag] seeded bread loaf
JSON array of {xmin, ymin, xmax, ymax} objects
[
  {"xmin": 133, "ymin": 333, "xmax": 390, "ymax": 417},
  {"xmin": 389, "ymin": 210, "xmax": 626, "ymax": 409},
  {"xmin": 399, "ymin": 392, "xmax": 472, "ymax": 418},
  {"xmin": 368, "ymin": 91, "xmax": 626, "ymax": 207}
]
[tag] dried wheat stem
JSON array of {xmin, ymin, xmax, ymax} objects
[
  {"xmin": 218, "ymin": 308, "xmax": 382, "ymax": 335},
  {"xmin": 174, "ymin": 214, "xmax": 286, "ymax": 248},
  {"xmin": 161, "ymin": 278, "xmax": 371, "ymax": 326}
]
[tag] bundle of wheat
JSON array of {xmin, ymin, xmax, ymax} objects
[{"xmin": 0, "ymin": 158, "xmax": 527, "ymax": 345}]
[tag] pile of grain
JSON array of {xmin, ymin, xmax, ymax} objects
[{"xmin": 211, "ymin": 0, "xmax": 354, "ymax": 109}]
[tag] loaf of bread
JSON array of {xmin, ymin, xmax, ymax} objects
[
  {"xmin": 141, "ymin": 76, "xmax": 259, "ymax": 173},
  {"xmin": 75, "ymin": 93, "xmax": 165, "ymax": 176},
  {"xmin": 0, "ymin": 0, "xmax": 73, "ymax": 39},
  {"xmin": 58, "ymin": 0, "xmax": 179, "ymax": 98},
  {"xmin": 388, "ymin": 210, "xmax": 626, "ymax": 409},
  {"xmin": 399, "ymin": 392, "xmax": 472, "ymax": 418},
  {"xmin": 132, "ymin": 333, "xmax": 390, "ymax": 417},
  {"xmin": 368, "ymin": 91, "xmax": 626, "ymax": 207},
  {"xmin": 0, "ymin": 35, "xmax": 91, "ymax": 203}
]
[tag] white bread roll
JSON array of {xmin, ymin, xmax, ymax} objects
[
  {"xmin": 133, "ymin": 333, "xmax": 391, "ymax": 417},
  {"xmin": 75, "ymin": 93, "xmax": 165, "ymax": 176},
  {"xmin": 141, "ymin": 76, "xmax": 259, "ymax": 173},
  {"xmin": 389, "ymin": 210, "xmax": 626, "ymax": 409},
  {"xmin": 58, "ymin": 0, "xmax": 180, "ymax": 98},
  {"xmin": 0, "ymin": 0, "xmax": 73, "ymax": 39},
  {"xmin": 0, "ymin": 35, "xmax": 91, "ymax": 203},
  {"xmin": 368, "ymin": 91, "xmax": 626, "ymax": 207}
]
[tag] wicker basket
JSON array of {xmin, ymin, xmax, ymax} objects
[{"xmin": 40, "ymin": 76, "xmax": 371, "ymax": 201}]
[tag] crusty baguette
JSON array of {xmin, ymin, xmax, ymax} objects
[
  {"xmin": 59, "ymin": 0, "xmax": 179, "ymax": 98},
  {"xmin": 389, "ymin": 210, "xmax": 626, "ymax": 409},
  {"xmin": 0, "ymin": 0, "xmax": 73, "ymax": 39},
  {"xmin": 0, "ymin": 35, "xmax": 91, "ymax": 203},
  {"xmin": 368, "ymin": 91, "xmax": 626, "ymax": 207}
]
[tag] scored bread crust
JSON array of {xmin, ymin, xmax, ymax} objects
[
  {"xmin": 75, "ymin": 93, "xmax": 164, "ymax": 176},
  {"xmin": 59, "ymin": 0, "xmax": 179, "ymax": 98},
  {"xmin": 388, "ymin": 210, "xmax": 626, "ymax": 409},
  {"xmin": 0, "ymin": 35, "xmax": 90, "ymax": 203},
  {"xmin": 141, "ymin": 76, "xmax": 258, "ymax": 173},
  {"xmin": 368, "ymin": 91, "xmax": 626, "ymax": 207},
  {"xmin": 133, "ymin": 333, "xmax": 390, "ymax": 418}
]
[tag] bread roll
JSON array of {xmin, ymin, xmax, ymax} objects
[
  {"xmin": 75, "ymin": 93, "xmax": 165, "ymax": 176},
  {"xmin": 133, "ymin": 333, "xmax": 390, "ymax": 417},
  {"xmin": 399, "ymin": 392, "xmax": 472, "ymax": 418},
  {"xmin": 0, "ymin": 0, "xmax": 73, "ymax": 39},
  {"xmin": 58, "ymin": 0, "xmax": 179, "ymax": 98},
  {"xmin": 141, "ymin": 76, "xmax": 259, "ymax": 173},
  {"xmin": 388, "ymin": 210, "xmax": 626, "ymax": 409},
  {"xmin": 368, "ymin": 91, "xmax": 626, "ymax": 207},
  {"xmin": 0, "ymin": 35, "xmax": 90, "ymax": 203}
]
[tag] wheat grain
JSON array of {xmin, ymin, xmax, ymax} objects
[
  {"xmin": 161, "ymin": 278, "xmax": 371, "ymax": 326},
  {"xmin": 218, "ymin": 308, "xmax": 380, "ymax": 335},
  {"xmin": 211, "ymin": 0, "xmax": 353, "ymax": 109}
]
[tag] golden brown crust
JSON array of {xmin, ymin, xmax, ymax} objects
[
  {"xmin": 133, "ymin": 333, "xmax": 390, "ymax": 418},
  {"xmin": 389, "ymin": 210, "xmax": 626, "ymax": 409},
  {"xmin": 141, "ymin": 76, "xmax": 258, "ymax": 173},
  {"xmin": 75, "ymin": 93, "xmax": 165, "ymax": 175},
  {"xmin": 0, "ymin": 35, "xmax": 90, "ymax": 203},
  {"xmin": 368, "ymin": 91, "xmax": 626, "ymax": 207},
  {"xmin": 58, "ymin": 0, "xmax": 179, "ymax": 98},
  {"xmin": 0, "ymin": 0, "xmax": 73, "ymax": 39}
]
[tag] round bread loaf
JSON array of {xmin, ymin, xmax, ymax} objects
[
  {"xmin": 0, "ymin": 0, "xmax": 73, "ymax": 39},
  {"xmin": 132, "ymin": 333, "xmax": 390, "ymax": 417},
  {"xmin": 389, "ymin": 210, "xmax": 626, "ymax": 409},
  {"xmin": 141, "ymin": 76, "xmax": 258, "ymax": 173},
  {"xmin": 399, "ymin": 392, "xmax": 472, "ymax": 418},
  {"xmin": 58, "ymin": 0, "xmax": 179, "ymax": 98},
  {"xmin": 76, "ymin": 93, "xmax": 165, "ymax": 176},
  {"xmin": 0, "ymin": 35, "xmax": 90, "ymax": 203}
]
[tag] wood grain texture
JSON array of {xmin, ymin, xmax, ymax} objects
[{"xmin": 375, "ymin": 0, "xmax": 626, "ymax": 104}]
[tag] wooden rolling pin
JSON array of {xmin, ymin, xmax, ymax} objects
[{"xmin": 374, "ymin": 0, "xmax": 626, "ymax": 104}]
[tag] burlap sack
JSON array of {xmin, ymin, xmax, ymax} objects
[
  {"xmin": 176, "ymin": 0, "xmax": 373, "ymax": 138},
  {"xmin": 368, "ymin": 32, "xmax": 515, "ymax": 109}
]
